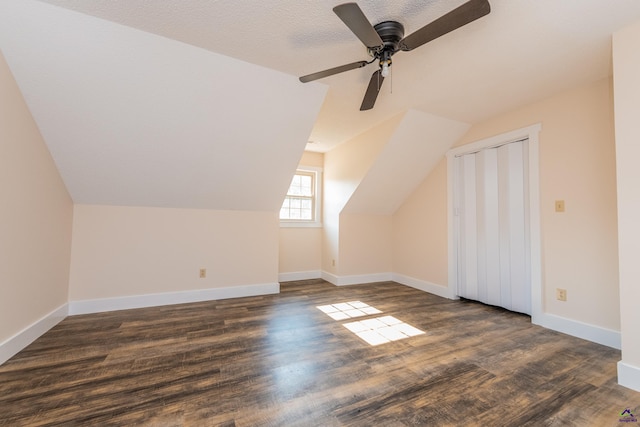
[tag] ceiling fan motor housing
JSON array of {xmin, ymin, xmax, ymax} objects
[{"xmin": 371, "ymin": 21, "xmax": 405, "ymax": 56}]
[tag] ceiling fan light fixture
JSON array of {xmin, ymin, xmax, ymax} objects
[
  {"xmin": 379, "ymin": 49, "xmax": 392, "ymax": 78},
  {"xmin": 381, "ymin": 61, "xmax": 390, "ymax": 78}
]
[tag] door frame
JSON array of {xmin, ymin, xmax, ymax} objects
[{"xmin": 446, "ymin": 123, "xmax": 542, "ymax": 320}]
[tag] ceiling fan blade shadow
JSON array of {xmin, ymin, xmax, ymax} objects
[
  {"xmin": 360, "ymin": 69, "xmax": 384, "ymax": 111},
  {"xmin": 400, "ymin": 0, "xmax": 490, "ymax": 51},
  {"xmin": 299, "ymin": 61, "xmax": 369, "ymax": 83},
  {"xmin": 333, "ymin": 3, "xmax": 384, "ymax": 49}
]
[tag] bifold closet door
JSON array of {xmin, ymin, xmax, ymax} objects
[{"xmin": 455, "ymin": 139, "xmax": 531, "ymax": 315}]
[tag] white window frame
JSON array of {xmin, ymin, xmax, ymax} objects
[{"xmin": 280, "ymin": 166, "xmax": 322, "ymax": 228}]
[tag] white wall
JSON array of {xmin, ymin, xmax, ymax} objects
[
  {"xmin": 393, "ymin": 77, "xmax": 620, "ymax": 334},
  {"xmin": 278, "ymin": 227, "xmax": 323, "ymax": 280},
  {"xmin": 339, "ymin": 213, "xmax": 392, "ymax": 278},
  {"xmin": 462, "ymin": 78, "xmax": 619, "ymax": 331},
  {"xmin": 393, "ymin": 160, "xmax": 449, "ymax": 287},
  {"xmin": 322, "ymin": 114, "xmax": 403, "ymax": 277},
  {"xmin": 278, "ymin": 152, "xmax": 324, "ymax": 280},
  {"xmin": 0, "ymin": 51, "xmax": 73, "ymax": 362},
  {"xmin": 70, "ymin": 205, "xmax": 279, "ymax": 304},
  {"xmin": 613, "ymin": 19, "xmax": 640, "ymax": 391},
  {"xmin": 323, "ymin": 110, "xmax": 467, "ymax": 284}
]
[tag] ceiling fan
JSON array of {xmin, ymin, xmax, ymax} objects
[{"xmin": 299, "ymin": 0, "xmax": 491, "ymax": 111}]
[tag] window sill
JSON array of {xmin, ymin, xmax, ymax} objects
[{"xmin": 280, "ymin": 221, "xmax": 323, "ymax": 228}]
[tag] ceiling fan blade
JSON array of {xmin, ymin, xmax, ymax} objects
[
  {"xmin": 400, "ymin": 0, "xmax": 490, "ymax": 51},
  {"xmin": 333, "ymin": 3, "xmax": 384, "ymax": 49},
  {"xmin": 299, "ymin": 60, "xmax": 369, "ymax": 83},
  {"xmin": 360, "ymin": 69, "xmax": 384, "ymax": 111}
]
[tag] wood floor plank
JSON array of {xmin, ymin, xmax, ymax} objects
[{"xmin": 0, "ymin": 279, "xmax": 638, "ymax": 426}]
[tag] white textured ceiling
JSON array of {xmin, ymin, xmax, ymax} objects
[
  {"xmin": 35, "ymin": 0, "xmax": 640, "ymax": 152},
  {"xmin": 2, "ymin": 0, "xmax": 640, "ymax": 212},
  {"xmin": 0, "ymin": 0, "xmax": 327, "ymax": 210}
]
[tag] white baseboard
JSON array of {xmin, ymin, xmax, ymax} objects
[
  {"xmin": 336, "ymin": 272, "xmax": 392, "ymax": 286},
  {"xmin": 392, "ymin": 274, "xmax": 621, "ymax": 350},
  {"xmin": 0, "ymin": 303, "xmax": 68, "ymax": 365},
  {"xmin": 278, "ymin": 270, "xmax": 321, "ymax": 282},
  {"xmin": 532, "ymin": 312, "xmax": 621, "ymax": 349},
  {"xmin": 69, "ymin": 282, "xmax": 280, "ymax": 315},
  {"xmin": 618, "ymin": 361, "xmax": 640, "ymax": 392},
  {"xmin": 392, "ymin": 273, "xmax": 454, "ymax": 299},
  {"xmin": 321, "ymin": 271, "xmax": 339, "ymax": 285},
  {"xmin": 320, "ymin": 271, "xmax": 393, "ymax": 286}
]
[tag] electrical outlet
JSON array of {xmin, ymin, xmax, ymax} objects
[
  {"xmin": 199, "ymin": 268, "xmax": 206, "ymax": 278},
  {"xmin": 556, "ymin": 288, "xmax": 567, "ymax": 301},
  {"xmin": 332, "ymin": 259, "xmax": 336, "ymax": 267}
]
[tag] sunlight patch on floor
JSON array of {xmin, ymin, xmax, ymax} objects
[
  {"xmin": 316, "ymin": 301, "xmax": 382, "ymax": 320},
  {"xmin": 317, "ymin": 302, "xmax": 424, "ymax": 346},
  {"xmin": 343, "ymin": 315, "xmax": 425, "ymax": 346}
]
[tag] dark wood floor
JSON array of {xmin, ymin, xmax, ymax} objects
[{"xmin": 1, "ymin": 279, "xmax": 638, "ymax": 426}]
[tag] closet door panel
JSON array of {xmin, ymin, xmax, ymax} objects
[
  {"xmin": 458, "ymin": 153, "xmax": 478, "ymax": 301},
  {"xmin": 455, "ymin": 139, "xmax": 531, "ymax": 315}
]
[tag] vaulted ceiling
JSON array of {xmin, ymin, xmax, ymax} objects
[
  {"xmin": 33, "ymin": 0, "xmax": 640, "ymax": 151},
  {"xmin": 1, "ymin": 0, "xmax": 640, "ymax": 210},
  {"xmin": 0, "ymin": 1, "xmax": 327, "ymax": 210}
]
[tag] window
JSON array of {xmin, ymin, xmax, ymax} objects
[
  {"xmin": 281, "ymin": 171, "xmax": 314, "ymax": 220},
  {"xmin": 280, "ymin": 167, "xmax": 321, "ymax": 227}
]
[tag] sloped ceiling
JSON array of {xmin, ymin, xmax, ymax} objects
[
  {"xmin": 2, "ymin": 0, "xmax": 640, "ymax": 211},
  {"xmin": 343, "ymin": 110, "xmax": 469, "ymax": 215},
  {"xmin": 32, "ymin": 0, "xmax": 640, "ymax": 153},
  {"xmin": 0, "ymin": 0, "xmax": 327, "ymax": 210}
]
